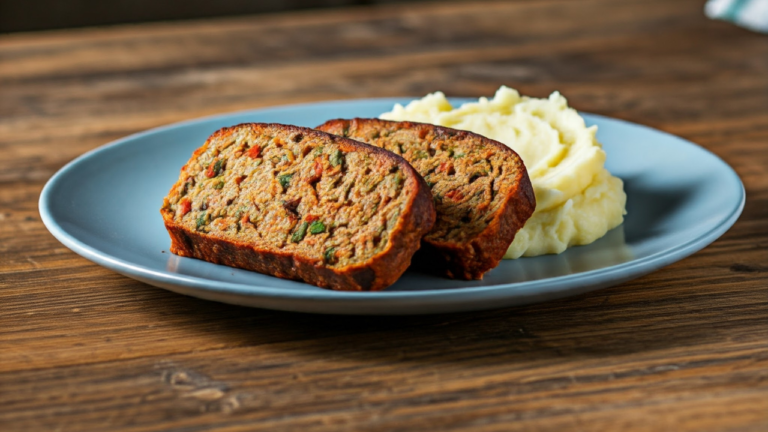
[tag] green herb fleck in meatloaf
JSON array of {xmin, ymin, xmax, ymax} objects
[
  {"xmin": 316, "ymin": 119, "xmax": 535, "ymax": 280},
  {"xmin": 161, "ymin": 123, "xmax": 435, "ymax": 291}
]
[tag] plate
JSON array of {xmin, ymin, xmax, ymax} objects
[{"xmin": 39, "ymin": 99, "xmax": 745, "ymax": 315}]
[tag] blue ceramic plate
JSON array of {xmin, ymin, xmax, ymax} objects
[{"xmin": 39, "ymin": 99, "xmax": 744, "ymax": 315}]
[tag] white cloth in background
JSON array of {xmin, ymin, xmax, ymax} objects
[{"xmin": 706, "ymin": 0, "xmax": 768, "ymax": 33}]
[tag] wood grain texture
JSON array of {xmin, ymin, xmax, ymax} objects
[{"xmin": 1, "ymin": 0, "xmax": 767, "ymax": 430}]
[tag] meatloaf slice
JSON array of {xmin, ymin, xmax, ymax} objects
[
  {"xmin": 161, "ymin": 123, "xmax": 435, "ymax": 291},
  {"xmin": 316, "ymin": 119, "xmax": 535, "ymax": 280}
]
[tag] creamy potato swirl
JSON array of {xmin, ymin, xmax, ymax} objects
[{"xmin": 381, "ymin": 86, "xmax": 627, "ymax": 258}]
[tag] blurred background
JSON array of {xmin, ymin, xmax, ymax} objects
[
  {"xmin": 4, "ymin": 0, "xmax": 764, "ymax": 36},
  {"xmin": 0, "ymin": 0, "xmax": 434, "ymax": 33}
]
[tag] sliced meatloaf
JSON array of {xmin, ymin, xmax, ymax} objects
[
  {"xmin": 316, "ymin": 119, "xmax": 535, "ymax": 280},
  {"xmin": 161, "ymin": 123, "xmax": 435, "ymax": 291}
]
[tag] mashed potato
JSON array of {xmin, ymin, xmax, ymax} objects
[{"xmin": 381, "ymin": 86, "xmax": 627, "ymax": 259}]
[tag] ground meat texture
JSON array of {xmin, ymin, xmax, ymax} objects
[
  {"xmin": 161, "ymin": 123, "xmax": 435, "ymax": 291},
  {"xmin": 316, "ymin": 119, "xmax": 535, "ymax": 280}
]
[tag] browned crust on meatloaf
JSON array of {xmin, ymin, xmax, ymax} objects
[
  {"xmin": 316, "ymin": 118, "xmax": 535, "ymax": 280},
  {"xmin": 161, "ymin": 123, "xmax": 435, "ymax": 291}
]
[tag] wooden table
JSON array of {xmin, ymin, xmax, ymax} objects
[{"xmin": 2, "ymin": 0, "xmax": 767, "ymax": 430}]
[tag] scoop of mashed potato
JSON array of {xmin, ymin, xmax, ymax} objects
[{"xmin": 381, "ymin": 86, "xmax": 627, "ymax": 259}]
